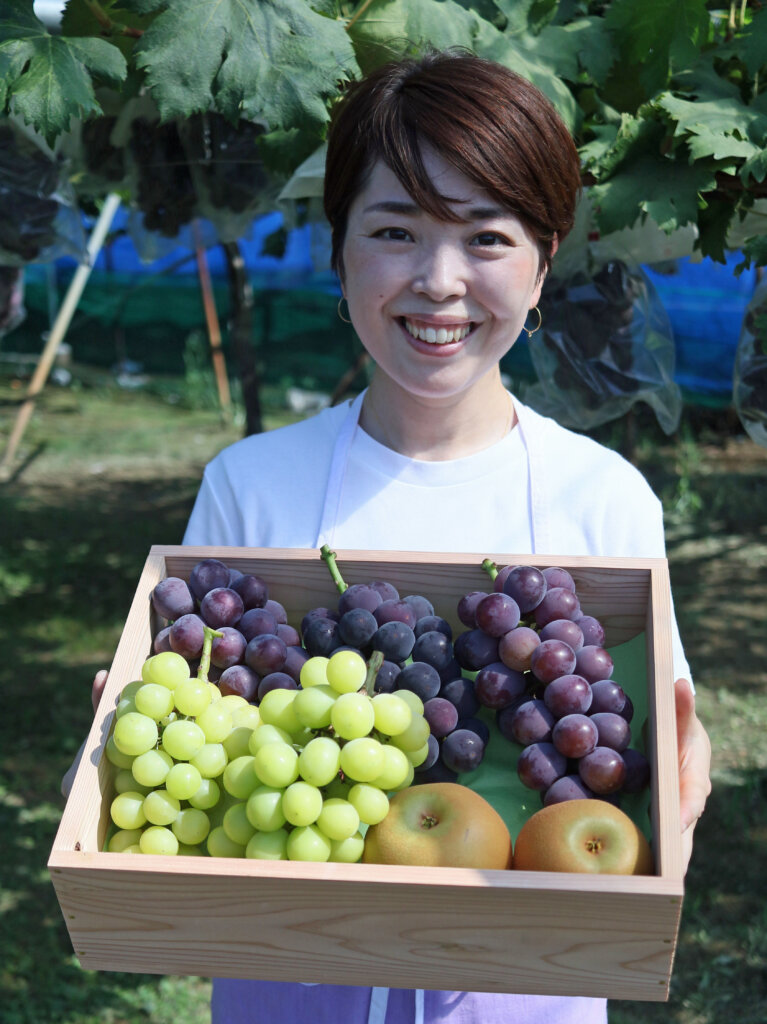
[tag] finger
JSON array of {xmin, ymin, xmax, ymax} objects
[
  {"xmin": 674, "ymin": 678, "xmax": 712, "ymax": 831},
  {"xmin": 92, "ymin": 669, "xmax": 109, "ymax": 713}
]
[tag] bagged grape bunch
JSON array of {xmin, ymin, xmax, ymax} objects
[
  {"xmin": 733, "ymin": 277, "xmax": 767, "ymax": 448},
  {"xmin": 524, "ymin": 259, "xmax": 681, "ymax": 434},
  {"xmin": 0, "ymin": 121, "xmax": 85, "ymax": 267},
  {"xmin": 104, "ymin": 554, "xmax": 442, "ymax": 860},
  {"xmin": 456, "ymin": 562, "xmax": 650, "ymax": 809}
]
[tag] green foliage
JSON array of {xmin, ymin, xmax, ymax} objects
[{"xmin": 1, "ymin": 0, "xmax": 766, "ymax": 266}]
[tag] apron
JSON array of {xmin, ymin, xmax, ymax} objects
[{"xmin": 311, "ymin": 388, "xmax": 551, "ymax": 1024}]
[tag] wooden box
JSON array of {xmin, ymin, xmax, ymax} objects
[{"xmin": 49, "ymin": 546, "xmax": 683, "ymax": 1001}]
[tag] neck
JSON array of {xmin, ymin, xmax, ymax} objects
[{"xmin": 359, "ymin": 372, "xmax": 516, "ymax": 461}]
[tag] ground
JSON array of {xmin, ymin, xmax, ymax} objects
[{"xmin": 0, "ymin": 376, "xmax": 765, "ymax": 1024}]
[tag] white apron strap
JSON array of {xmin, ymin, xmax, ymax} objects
[
  {"xmin": 314, "ymin": 389, "xmax": 366, "ymax": 549},
  {"xmin": 511, "ymin": 395, "xmax": 549, "ymax": 555}
]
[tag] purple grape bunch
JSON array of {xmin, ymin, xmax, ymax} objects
[{"xmin": 455, "ymin": 562, "xmax": 650, "ymax": 806}]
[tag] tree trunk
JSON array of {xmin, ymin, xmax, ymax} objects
[{"xmin": 223, "ymin": 239, "xmax": 262, "ymax": 436}]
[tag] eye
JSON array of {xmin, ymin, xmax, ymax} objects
[
  {"xmin": 373, "ymin": 227, "xmax": 413, "ymax": 242},
  {"xmin": 471, "ymin": 231, "xmax": 511, "ymax": 248}
]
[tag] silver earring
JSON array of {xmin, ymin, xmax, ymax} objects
[
  {"xmin": 337, "ymin": 297, "xmax": 352, "ymax": 324},
  {"xmin": 524, "ymin": 306, "xmax": 542, "ymax": 337}
]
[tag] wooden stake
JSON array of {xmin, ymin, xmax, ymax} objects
[
  {"xmin": 0, "ymin": 193, "xmax": 122, "ymax": 477},
  {"xmin": 193, "ymin": 223, "xmax": 232, "ymax": 421}
]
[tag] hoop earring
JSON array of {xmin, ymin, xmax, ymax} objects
[
  {"xmin": 337, "ymin": 297, "xmax": 352, "ymax": 324},
  {"xmin": 523, "ymin": 306, "xmax": 542, "ymax": 338}
]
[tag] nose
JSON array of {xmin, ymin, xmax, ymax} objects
[{"xmin": 411, "ymin": 243, "xmax": 468, "ymax": 301}]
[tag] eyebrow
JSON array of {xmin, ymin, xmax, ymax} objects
[{"xmin": 362, "ymin": 200, "xmax": 509, "ymax": 220}]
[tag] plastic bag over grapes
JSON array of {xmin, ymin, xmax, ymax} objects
[
  {"xmin": 733, "ymin": 277, "xmax": 767, "ymax": 448},
  {"xmin": 0, "ymin": 121, "xmax": 85, "ymax": 268},
  {"xmin": 523, "ymin": 259, "xmax": 682, "ymax": 434}
]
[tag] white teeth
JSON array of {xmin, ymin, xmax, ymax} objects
[{"xmin": 404, "ymin": 320, "xmax": 472, "ymax": 344}]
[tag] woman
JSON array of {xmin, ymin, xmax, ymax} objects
[{"xmin": 179, "ymin": 51, "xmax": 711, "ymax": 1024}]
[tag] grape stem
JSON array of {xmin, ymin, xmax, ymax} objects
[
  {"xmin": 320, "ymin": 544, "xmax": 348, "ymax": 593},
  {"xmin": 197, "ymin": 625, "xmax": 223, "ymax": 683},
  {"xmin": 481, "ymin": 558, "xmax": 498, "ymax": 581},
  {"xmin": 364, "ymin": 650, "xmax": 384, "ymax": 697}
]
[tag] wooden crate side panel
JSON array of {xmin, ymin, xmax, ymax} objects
[{"xmin": 50, "ymin": 857, "xmax": 682, "ymax": 1000}]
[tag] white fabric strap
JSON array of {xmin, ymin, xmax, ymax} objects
[
  {"xmin": 512, "ymin": 397, "xmax": 548, "ymax": 554},
  {"xmin": 366, "ymin": 987, "xmax": 425, "ymax": 1024},
  {"xmin": 315, "ymin": 389, "xmax": 366, "ymax": 549}
]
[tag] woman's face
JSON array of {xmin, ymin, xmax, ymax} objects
[{"xmin": 340, "ymin": 150, "xmax": 545, "ymax": 405}]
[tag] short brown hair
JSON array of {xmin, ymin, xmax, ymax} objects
[{"xmin": 324, "ymin": 50, "xmax": 581, "ymax": 280}]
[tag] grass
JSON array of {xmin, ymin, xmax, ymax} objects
[{"xmin": 1, "ymin": 372, "xmax": 766, "ymax": 1023}]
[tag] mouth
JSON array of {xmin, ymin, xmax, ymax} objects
[{"xmin": 401, "ymin": 318, "xmax": 476, "ymax": 345}]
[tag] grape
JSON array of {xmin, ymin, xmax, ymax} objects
[
  {"xmin": 396, "ymin": 661, "xmax": 441, "ymax": 702},
  {"xmin": 500, "ymin": 699, "xmax": 555, "ymax": 745},
  {"xmin": 622, "ymin": 748, "xmax": 651, "ymax": 792},
  {"xmin": 454, "ymin": 629, "xmax": 499, "ymax": 671},
  {"xmin": 403, "ymin": 594, "xmax": 434, "ymax": 620},
  {"xmin": 189, "ymin": 558, "xmax": 231, "ymax": 601},
  {"xmin": 231, "ymin": 573, "xmax": 268, "ymax": 610},
  {"xmin": 114, "ymin": 770, "xmax": 148, "ymax": 795},
  {"xmin": 244, "ymin": 633, "xmax": 288, "ymax": 676},
  {"xmin": 190, "ymin": 743, "xmax": 228, "ymax": 779},
  {"xmin": 578, "ymin": 747, "xmax": 626, "ymax": 794},
  {"xmin": 300, "ymin": 607, "xmax": 339, "ymax": 636},
  {"xmin": 200, "ymin": 587, "xmax": 244, "ymax": 629},
  {"xmin": 282, "ymin": 781, "xmax": 323, "ymax": 827},
  {"xmin": 303, "ymin": 617, "xmax": 343, "ymax": 657},
  {"xmin": 534, "ymin": 587, "xmax": 581, "ymax": 627},
  {"xmin": 575, "ymin": 645, "xmax": 614, "ymax": 683},
  {"xmin": 276, "ymin": 623, "xmax": 301, "ymax": 647},
  {"xmin": 338, "ymin": 583, "xmax": 381, "ymax": 615},
  {"xmin": 143, "ymin": 789, "xmax": 180, "ymax": 826},
  {"xmin": 438, "ymin": 657, "xmax": 464, "ymax": 684},
  {"xmin": 207, "ymin": 827, "xmax": 246, "ymax": 858},
  {"xmin": 111, "ymin": 791, "xmax": 148, "ymax": 830},
  {"xmin": 106, "ymin": 736, "xmax": 135, "ymax": 771},
  {"xmin": 371, "ymin": 745, "xmax": 413, "ymax": 789},
  {"xmin": 394, "ymin": 689, "xmax": 424, "ymax": 717},
  {"xmin": 439, "ymin": 676, "xmax": 480, "ymax": 718},
  {"xmin": 577, "ymin": 615, "xmax": 606, "ymax": 647},
  {"xmin": 162, "ymin": 719, "xmax": 206, "ymax": 761},
  {"xmin": 371, "ymin": 693, "xmax": 412, "ymax": 735},
  {"xmin": 588, "ymin": 679, "xmax": 626, "ymax": 715},
  {"xmin": 246, "ymin": 830, "xmax": 289, "ymax": 860},
  {"xmin": 540, "ymin": 618, "xmax": 584, "ymax": 652},
  {"xmin": 493, "ymin": 565, "xmax": 515, "ymax": 593},
  {"xmin": 422, "ymin": 697, "xmax": 459, "ymax": 738},
  {"xmin": 257, "ymin": 672, "xmax": 298, "ymax": 701},
  {"xmin": 174, "ymin": 677, "xmax": 212, "ymax": 717},
  {"xmin": 210, "ymin": 627, "xmax": 247, "ymax": 669},
  {"xmin": 414, "ymin": 615, "xmax": 452, "ymax": 640},
  {"xmin": 457, "ymin": 591, "xmax": 488, "ymax": 628},
  {"xmin": 299, "ymin": 656, "xmax": 330, "ymax": 688},
  {"xmin": 529, "ymin": 639, "xmax": 577, "ymax": 684},
  {"xmin": 517, "ymin": 742, "xmax": 567, "ymax": 791},
  {"xmin": 330, "ymin": 692, "xmax": 375, "ymax": 739},
  {"xmin": 298, "ymin": 735, "xmax": 342, "ymax": 786},
  {"xmin": 113, "ymin": 712, "xmax": 159, "ymax": 756},
  {"xmin": 374, "ymin": 600, "xmax": 417, "ymax": 628},
  {"xmin": 590, "ymin": 712, "xmax": 631, "ymax": 752},
  {"xmin": 153, "ymin": 627, "xmax": 173, "ymax": 654},
  {"xmin": 152, "ymin": 577, "xmax": 194, "ymax": 620},
  {"xmin": 317, "ymin": 798, "xmax": 360, "ymax": 841},
  {"xmin": 108, "ymin": 828, "xmax": 144, "ymax": 852},
  {"xmin": 166, "ymin": 762, "xmax": 204, "ymax": 801},
  {"xmin": 502, "ymin": 565, "xmax": 547, "ymax": 612},
  {"xmin": 253, "ymin": 743, "xmax": 299, "ymax": 789},
  {"xmin": 326, "ymin": 649, "xmax": 367, "ymax": 694},
  {"xmin": 412, "ymin": 630, "xmax": 453, "ymax": 671},
  {"xmin": 283, "ymin": 645, "xmax": 310, "ymax": 683},
  {"xmin": 338, "ymin": 607, "xmax": 378, "ymax": 648},
  {"xmin": 369, "ymin": 580, "xmax": 399, "ymax": 602},
  {"xmin": 551, "ymin": 714, "xmax": 599, "ymax": 758},
  {"xmin": 388, "ymin": 714, "xmax": 430, "ymax": 753},
  {"xmin": 416, "ymin": 733, "xmax": 440, "ymax": 772},
  {"xmin": 246, "ymin": 785, "xmax": 287, "ymax": 831},
  {"xmin": 543, "ymin": 774, "xmax": 594, "ymax": 805},
  {"xmin": 414, "ymin": 760, "xmax": 458, "ymax": 785},
  {"xmin": 373, "ymin": 660, "xmax": 401, "ymax": 693},
  {"xmin": 543, "ymin": 674, "xmax": 593, "ymax": 717},
  {"xmin": 258, "ymin": 689, "xmax": 301, "ymax": 733},
  {"xmin": 146, "ymin": 652, "xmax": 191, "ymax": 690},
  {"xmin": 287, "ymin": 824, "xmax": 332, "ymax": 862},
  {"xmin": 218, "ymin": 664, "xmax": 259, "ymax": 702},
  {"xmin": 474, "ymin": 662, "xmax": 526, "ymax": 710},
  {"xmin": 456, "ymin": 717, "xmax": 490, "ymax": 746},
  {"xmin": 293, "ymin": 684, "xmax": 337, "ymax": 730},
  {"xmin": 134, "ymin": 683, "xmax": 174, "ymax": 721},
  {"xmin": 475, "ymin": 593, "xmax": 521, "ymax": 637},
  {"xmin": 248, "ymin": 724, "xmax": 292, "ymax": 754},
  {"xmin": 371, "ymin": 620, "xmax": 416, "ymax": 662},
  {"xmin": 188, "ymin": 778, "xmax": 221, "ymax": 811},
  {"xmin": 340, "ymin": 737, "xmax": 385, "ymax": 782},
  {"xmin": 542, "ymin": 567, "xmax": 576, "ymax": 593},
  {"xmin": 348, "ymin": 783, "xmax": 389, "ymax": 825},
  {"xmin": 140, "ymin": 826, "xmax": 179, "ymax": 856},
  {"xmin": 264, "ymin": 599, "xmax": 288, "ymax": 625},
  {"xmin": 239, "ymin": 607, "xmax": 278, "ymax": 642},
  {"xmin": 172, "ymin": 808, "xmax": 211, "ymax": 846},
  {"xmin": 441, "ymin": 729, "xmax": 485, "ymax": 773},
  {"xmin": 620, "ymin": 695, "xmax": 635, "ymax": 723},
  {"xmin": 168, "ymin": 614, "xmax": 206, "ymax": 660},
  {"xmin": 498, "ymin": 625, "xmax": 540, "ymax": 671}
]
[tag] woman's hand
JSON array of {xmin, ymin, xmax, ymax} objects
[
  {"xmin": 675, "ymin": 677, "xmax": 712, "ymax": 874},
  {"xmin": 61, "ymin": 670, "xmax": 109, "ymax": 799}
]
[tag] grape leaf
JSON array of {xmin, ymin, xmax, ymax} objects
[
  {"xmin": 714, "ymin": 8, "xmax": 767, "ymax": 77},
  {"xmin": 696, "ymin": 194, "xmax": 733, "ymax": 263},
  {"xmin": 121, "ymin": 0, "xmax": 359, "ymax": 129},
  {"xmin": 606, "ymin": 0, "xmax": 709, "ymax": 96},
  {"xmin": 579, "ymin": 123, "xmax": 619, "ymax": 173},
  {"xmin": 562, "ymin": 16, "xmax": 616, "ymax": 86},
  {"xmin": 741, "ymin": 148, "xmax": 767, "ymax": 187},
  {"xmin": 347, "ymin": 0, "xmax": 485, "ymax": 75},
  {"xmin": 590, "ymin": 150, "xmax": 717, "ymax": 234},
  {"xmin": 738, "ymin": 234, "xmax": 767, "ymax": 275},
  {"xmin": 493, "ymin": 0, "xmax": 558, "ymax": 35},
  {"xmin": 0, "ymin": 0, "xmax": 127, "ymax": 144},
  {"xmin": 61, "ymin": 0, "xmax": 158, "ymax": 60},
  {"xmin": 657, "ymin": 93, "xmax": 767, "ymax": 163}
]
